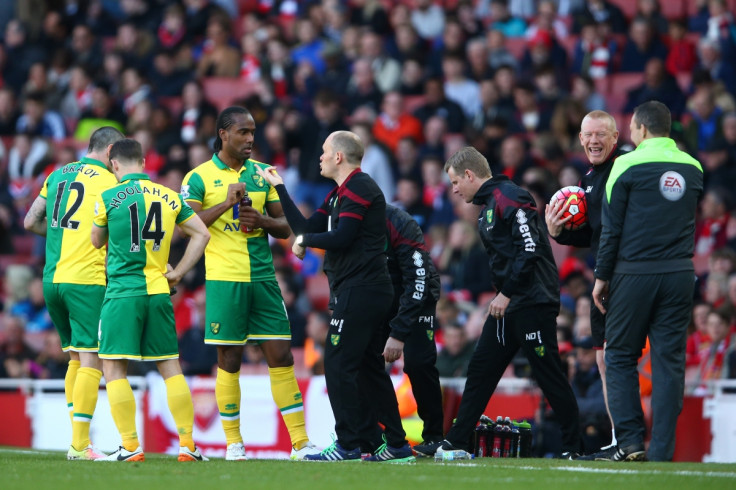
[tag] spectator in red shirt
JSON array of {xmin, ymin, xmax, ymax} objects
[
  {"xmin": 372, "ymin": 91, "xmax": 423, "ymax": 154},
  {"xmin": 666, "ymin": 19, "xmax": 697, "ymax": 75},
  {"xmin": 687, "ymin": 302, "xmax": 713, "ymax": 369}
]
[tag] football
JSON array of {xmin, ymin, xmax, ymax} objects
[{"xmin": 551, "ymin": 186, "xmax": 588, "ymax": 230}]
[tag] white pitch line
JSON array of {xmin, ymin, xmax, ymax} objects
[
  {"xmin": 434, "ymin": 460, "xmax": 736, "ymax": 478},
  {"xmin": 516, "ymin": 465, "xmax": 736, "ymax": 479},
  {"xmin": 0, "ymin": 448, "xmax": 60, "ymax": 456}
]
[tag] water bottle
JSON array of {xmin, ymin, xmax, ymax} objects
[
  {"xmin": 502, "ymin": 417, "xmax": 512, "ymax": 458},
  {"xmin": 510, "ymin": 421, "xmax": 521, "ymax": 458},
  {"xmin": 240, "ymin": 194, "xmax": 252, "ymax": 233},
  {"xmin": 517, "ymin": 420, "xmax": 532, "ymax": 458},
  {"xmin": 474, "ymin": 423, "xmax": 488, "ymax": 458},
  {"xmin": 492, "ymin": 416, "xmax": 503, "ymax": 457},
  {"xmin": 435, "ymin": 449, "xmax": 473, "ymax": 461}
]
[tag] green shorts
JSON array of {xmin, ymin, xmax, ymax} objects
[
  {"xmin": 205, "ymin": 279, "xmax": 291, "ymax": 345},
  {"xmin": 43, "ymin": 282, "xmax": 105, "ymax": 352},
  {"xmin": 98, "ymin": 294, "xmax": 179, "ymax": 361}
]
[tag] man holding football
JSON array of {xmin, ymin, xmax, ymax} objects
[{"xmin": 545, "ymin": 110, "xmax": 624, "ymax": 460}]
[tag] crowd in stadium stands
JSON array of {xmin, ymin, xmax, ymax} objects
[{"xmin": 1, "ymin": 1, "xmax": 736, "ymax": 437}]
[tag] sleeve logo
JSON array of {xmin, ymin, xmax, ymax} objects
[{"xmin": 180, "ymin": 185, "xmax": 190, "ymax": 199}]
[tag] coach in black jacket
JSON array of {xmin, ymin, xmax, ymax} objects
[
  {"xmin": 379, "ymin": 204, "xmax": 444, "ymax": 446},
  {"xmin": 546, "ymin": 110, "xmax": 624, "ymax": 458},
  {"xmin": 257, "ymin": 131, "xmax": 413, "ymax": 462},
  {"xmin": 415, "ymin": 146, "xmax": 581, "ymax": 458}
]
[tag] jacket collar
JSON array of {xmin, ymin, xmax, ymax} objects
[{"xmin": 471, "ymin": 175, "xmax": 509, "ymax": 205}]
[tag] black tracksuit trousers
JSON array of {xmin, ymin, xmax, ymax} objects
[
  {"xmin": 446, "ymin": 304, "xmax": 582, "ymax": 454},
  {"xmin": 324, "ymin": 284, "xmax": 407, "ymax": 450}
]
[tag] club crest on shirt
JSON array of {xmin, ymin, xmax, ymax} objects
[
  {"xmin": 252, "ymin": 174, "xmax": 265, "ymax": 188},
  {"xmin": 331, "ymin": 334, "xmax": 340, "ymax": 346},
  {"xmin": 210, "ymin": 322, "xmax": 220, "ymax": 335},
  {"xmin": 535, "ymin": 345, "xmax": 545, "ymax": 357},
  {"xmin": 486, "ymin": 210, "xmax": 493, "ymax": 223},
  {"xmin": 427, "ymin": 330, "xmax": 434, "ymax": 341}
]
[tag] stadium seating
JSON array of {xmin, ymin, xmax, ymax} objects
[
  {"xmin": 605, "ymin": 72, "xmax": 645, "ymax": 113},
  {"xmin": 686, "ymin": 0, "xmax": 736, "ymax": 16},
  {"xmin": 504, "ymin": 37, "xmax": 528, "ymax": 61},
  {"xmin": 157, "ymin": 96, "xmax": 184, "ymax": 118},
  {"xmin": 403, "ymin": 95, "xmax": 427, "ymax": 115},
  {"xmin": 304, "ymin": 274, "xmax": 330, "ymax": 312},
  {"xmin": 201, "ymin": 77, "xmax": 257, "ymax": 112},
  {"xmin": 607, "ymin": 0, "xmax": 686, "ymax": 21}
]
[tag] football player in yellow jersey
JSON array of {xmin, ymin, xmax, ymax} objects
[
  {"xmin": 24, "ymin": 126, "xmax": 125, "ymax": 460},
  {"xmin": 91, "ymin": 138, "xmax": 211, "ymax": 462},
  {"xmin": 181, "ymin": 106, "xmax": 318, "ymax": 460}
]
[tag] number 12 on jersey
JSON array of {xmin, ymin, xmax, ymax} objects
[
  {"xmin": 51, "ymin": 180, "xmax": 85, "ymax": 229},
  {"xmin": 128, "ymin": 201, "xmax": 165, "ymax": 252}
]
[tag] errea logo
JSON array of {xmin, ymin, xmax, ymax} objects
[{"xmin": 659, "ymin": 171, "xmax": 686, "ymax": 201}]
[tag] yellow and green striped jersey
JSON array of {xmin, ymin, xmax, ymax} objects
[
  {"xmin": 40, "ymin": 157, "xmax": 118, "ymax": 285},
  {"xmin": 94, "ymin": 173, "xmax": 195, "ymax": 298},
  {"xmin": 181, "ymin": 154, "xmax": 279, "ymax": 282}
]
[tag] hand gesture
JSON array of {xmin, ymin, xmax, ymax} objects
[
  {"xmin": 487, "ymin": 292, "xmax": 510, "ymax": 319},
  {"xmin": 238, "ymin": 203, "xmax": 263, "ymax": 231},
  {"xmin": 292, "ymin": 239, "xmax": 306, "ymax": 260},
  {"xmin": 592, "ymin": 279, "xmax": 609, "ymax": 314},
  {"xmin": 383, "ymin": 337, "xmax": 405, "ymax": 363},
  {"xmin": 164, "ymin": 263, "xmax": 181, "ymax": 288},
  {"xmin": 225, "ymin": 182, "xmax": 246, "ymax": 207},
  {"xmin": 256, "ymin": 165, "xmax": 284, "ymax": 187},
  {"xmin": 544, "ymin": 198, "xmax": 572, "ymax": 238}
]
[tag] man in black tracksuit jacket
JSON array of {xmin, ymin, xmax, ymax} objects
[
  {"xmin": 362, "ymin": 204, "xmax": 444, "ymax": 450},
  {"xmin": 257, "ymin": 131, "xmax": 413, "ymax": 462},
  {"xmin": 546, "ymin": 110, "xmax": 625, "ymax": 456},
  {"xmin": 415, "ymin": 146, "xmax": 581, "ymax": 458},
  {"xmin": 593, "ymin": 102, "xmax": 703, "ymax": 462}
]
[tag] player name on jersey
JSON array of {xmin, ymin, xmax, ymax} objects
[
  {"xmin": 61, "ymin": 164, "xmax": 100, "ymax": 178},
  {"xmin": 106, "ymin": 185, "xmax": 180, "ymax": 210}
]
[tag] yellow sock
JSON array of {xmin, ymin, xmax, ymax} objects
[
  {"xmin": 71, "ymin": 367, "xmax": 102, "ymax": 450},
  {"xmin": 65, "ymin": 360, "xmax": 80, "ymax": 426},
  {"xmin": 268, "ymin": 366, "xmax": 308, "ymax": 449},
  {"xmin": 215, "ymin": 368, "xmax": 242, "ymax": 445},
  {"xmin": 107, "ymin": 379, "xmax": 139, "ymax": 451},
  {"xmin": 165, "ymin": 374, "xmax": 195, "ymax": 451}
]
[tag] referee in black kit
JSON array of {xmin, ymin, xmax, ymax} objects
[
  {"xmin": 593, "ymin": 101, "xmax": 703, "ymax": 462},
  {"xmin": 256, "ymin": 131, "xmax": 414, "ymax": 463},
  {"xmin": 415, "ymin": 146, "xmax": 582, "ymax": 459}
]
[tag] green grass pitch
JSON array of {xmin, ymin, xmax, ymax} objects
[{"xmin": 2, "ymin": 448, "xmax": 735, "ymax": 490}]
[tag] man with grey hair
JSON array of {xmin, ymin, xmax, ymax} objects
[
  {"xmin": 546, "ymin": 110, "xmax": 624, "ymax": 459},
  {"xmin": 256, "ymin": 131, "xmax": 414, "ymax": 463},
  {"xmin": 415, "ymin": 146, "xmax": 581, "ymax": 459}
]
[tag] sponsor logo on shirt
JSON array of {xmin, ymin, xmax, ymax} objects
[
  {"xmin": 516, "ymin": 209, "xmax": 536, "ymax": 252},
  {"xmin": 659, "ymin": 171, "xmax": 686, "ymax": 201}
]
